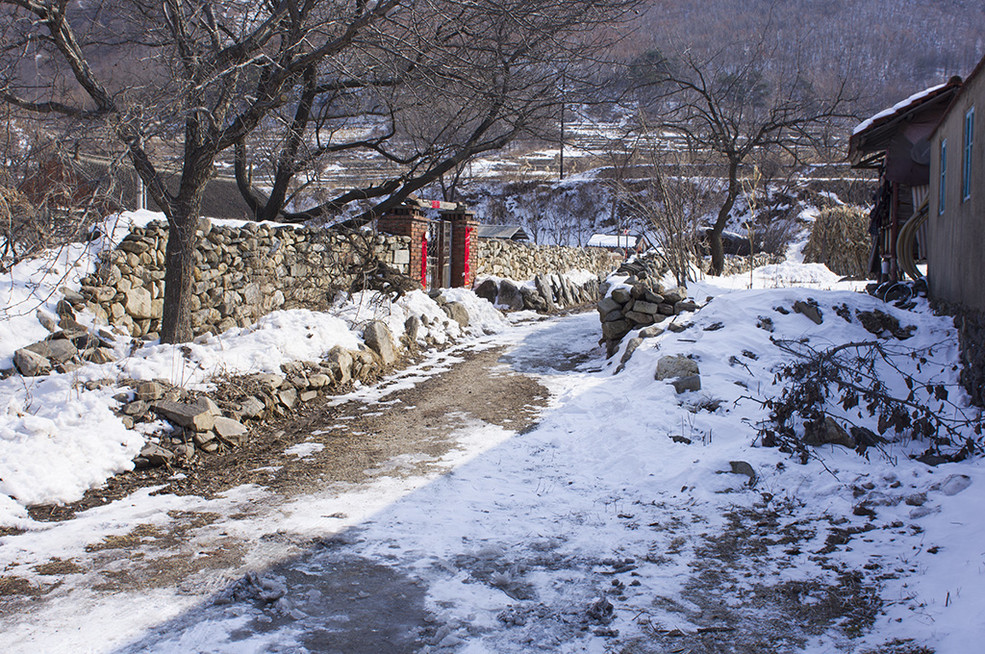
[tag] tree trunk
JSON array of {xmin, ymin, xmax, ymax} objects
[
  {"xmin": 708, "ymin": 160, "xmax": 740, "ymax": 276},
  {"xmin": 160, "ymin": 209, "xmax": 198, "ymax": 344}
]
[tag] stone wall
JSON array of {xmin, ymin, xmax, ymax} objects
[
  {"xmin": 79, "ymin": 220, "xmax": 411, "ymax": 338},
  {"xmin": 474, "ymin": 239, "xmax": 615, "ymax": 281},
  {"xmin": 933, "ymin": 300, "xmax": 985, "ymax": 407},
  {"xmin": 77, "ymin": 222, "xmax": 618, "ymax": 339}
]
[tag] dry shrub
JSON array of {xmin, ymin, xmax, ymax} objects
[
  {"xmin": 0, "ymin": 186, "xmax": 39, "ymax": 270},
  {"xmin": 803, "ymin": 206, "xmax": 870, "ymax": 277}
]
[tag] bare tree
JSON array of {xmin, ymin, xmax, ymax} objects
[
  {"xmin": 1, "ymin": 0, "xmax": 414, "ymax": 342},
  {"xmin": 0, "ymin": 0, "xmax": 641, "ymax": 342},
  {"xmin": 611, "ymin": 125, "xmax": 707, "ymax": 287},
  {"xmin": 232, "ymin": 0, "xmax": 645, "ymax": 226},
  {"xmin": 634, "ymin": 35, "xmax": 855, "ymax": 274}
]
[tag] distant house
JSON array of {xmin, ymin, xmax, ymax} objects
[
  {"xmin": 849, "ymin": 77, "xmax": 963, "ymax": 282},
  {"xmin": 928, "ymin": 55, "xmax": 985, "ymax": 313},
  {"xmin": 474, "ymin": 224, "xmax": 530, "ymax": 241},
  {"xmin": 586, "ymin": 233, "xmax": 651, "ymax": 252}
]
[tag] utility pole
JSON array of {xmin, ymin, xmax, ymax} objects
[{"xmin": 559, "ymin": 71, "xmax": 565, "ymax": 181}]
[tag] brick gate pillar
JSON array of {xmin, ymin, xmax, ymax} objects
[
  {"xmin": 377, "ymin": 206, "xmax": 430, "ymax": 287},
  {"xmin": 444, "ymin": 210, "xmax": 478, "ymax": 288}
]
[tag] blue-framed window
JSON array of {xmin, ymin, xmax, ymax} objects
[
  {"xmin": 939, "ymin": 138, "xmax": 947, "ymax": 215},
  {"xmin": 963, "ymin": 107, "xmax": 974, "ymax": 201}
]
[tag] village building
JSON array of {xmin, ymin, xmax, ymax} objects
[
  {"xmin": 849, "ymin": 77, "xmax": 963, "ymax": 283},
  {"xmin": 927, "ymin": 55, "xmax": 985, "ymax": 314}
]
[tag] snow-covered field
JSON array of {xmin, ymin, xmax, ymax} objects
[{"xmin": 1, "ymin": 222, "xmax": 983, "ymax": 653}]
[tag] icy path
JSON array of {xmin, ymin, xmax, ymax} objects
[{"xmin": 3, "ymin": 307, "xmax": 983, "ymax": 653}]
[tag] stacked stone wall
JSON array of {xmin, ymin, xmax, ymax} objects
[
  {"xmin": 474, "ymin": 239, "xmax": 615, "ymax": 281},
  {"xmin": 79, "ymin": 220, "xmax": 411, "ymax": 338},
  {"xmin": 77, "ymin": 222, "xmax": 618, "ymax": 339}
]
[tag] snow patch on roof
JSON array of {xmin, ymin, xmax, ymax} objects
[{"xmin": 853, "ymin": 83, "xmax": 948, "ymax": 136}]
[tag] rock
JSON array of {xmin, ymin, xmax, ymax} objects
[
  {"xmin": 404, "ymin": 315, "xmax": 421, "ymax": 341},
  {"xmin": 323, "ymin": 346, "xmax": 353, "ymax": 385},
  {"xmin": 278, "ymin": 387, "xmax": 298, "ymax": 409},
  {"xmin": 256, "ymin": 373, "xmax": 285, "ymax": 390},
  {"xmin": 198, "ymin": 438, "xmax": 220, "ymax": 453},
  {"xmin": 25, "ymin": 338, "xmax": 78, "ymax": 364},
  {"xmin": 125, "ymin": 286, "xmax": 154, "ymax": 320},
  {"xmin": 671, "ymin": 375, "xmax": 702, "ymax": 393},
  {"xmin": 655, "ymin": 355, "xmax": 700, "ymax": 381},
  {"xmin": 610, "ymin": 287, "xmax": 632, "ymax": 305},
  {"xmin": 363, "ymin": 320, "xmax": 397, "ymax": 365},
  {"xmin": 123, "ymin": 400, "xmax": 148, "ymax": 416},
  {"xmin": 597, "ymin": 296, "xmax": 621, "ymax": 316},
  {"xmin": 474, "ymin": 278, "xmax": 499, "ymax": 304},
  {"xmin": 498, "ymin": 280, "xmax": 524, "ymax": 311},
  {"xmin": 13, "ymin": 348, "xmax": 51, "ymax": 376},
  {"xmin": 213, "ymin": 416, "xmax": 248, "ymax": 446},
  {"xmin": 153, "ymin": 400, "xmax": 216, "ymax": 432},
  {"xmin": 904, "ymin": 492, "xmax": 927, "ymax": 506},
  {"xmin": 624, "ymin": 311, "xmax": 654, "ymax": 325},
  {"xmin": 601, "ymin": 319, "xmax": 631, "ymax": 342},
  {"xmin": 941, "ymin": 474, "xmax": 972, "ymax": 496},
  {"xmin": 662, "ymin": 287, "xmax": 685, "ymax": 304},
  {"xmin": 793, "ymin": 300, "xmax": 823, "ymax": 325},
  {"xmin": 642, "ymin": 289, "xmax": 664, "ymax": 304},
  {"xmin": 300, "ymin": 390, "xmax": 318, "ymax": 402},
  {"xmin": 60, "ymin": 286, "xmax": 86, "ymax": 305},
  {"xmin": 135, "ymin": 443, "xmax": 174, "ymax": 469},
  {"xmin": 638, "ymin": 326, "xmax": 664, "ymax": 339},
  {"xmin": 520, "ymin": 285, "xmax": 547, "ymax": 311},
  {"xmin": 619, "ymin": 337, "xmax": 643, "ymax": 366},
  {"xmin": 77, "ymin": 346, "xmax": 111, "ymax": 366},
  {"xmin": 534, "ymin": 275, "xmax": 556, "ymax": 312},
  {"xmin": 729, "ymin": 460, "xmax": 757, "ymax": 485},
  {"xmin": 36, "ymin": 310, "xmax": 59, "ymax": 333},
  {"xmin": 239, "ymin": 396, "xmax": 266, "ymax": 419},
  {"xmin": 194, "ymin": 396, "xmax": 223, "ymax": 416},
  {"xmin": 442, "ymin": 302, "xmax": 470, "ymax": 328},
  {"xmin": 308, "ymin": 373, "xmax": 330, "ymax": 388},
  {"xmin": 136, "ymin": 381, "xmax": 164, "ymax": 401},
  {"xmin": 675, "ymin": 300, "xmax": 699, "ymax": 313},
  {"xmin": 631, "ymin": 300, "xmax": 660, "ymax": 315},
  {"xmin": 803, "ymin": 416, "xmax": 855, "ymax": 448}
]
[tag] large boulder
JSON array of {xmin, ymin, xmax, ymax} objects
[
  {"xmin": 498, "ymin": 280, "xmax": 525, "ymax": 311},
  {"xmin": 535, "ymin": 275, "xmax": 556, "ymax": 312},
  {"xmin": 363, "ymin": 320, "xmax": 397, "ymax": 365},
  {"xmin": 520, "ymin": 285, "xmax": 547, "ymax": 311},
  {"xmin": 474, "ymin": 279, "xmax": 499, "ymax": 304},
  {"xmin": 442, "ymin": 301, "xmax": 470, "ymax": 328},
  {"xmin": 655, "ymin": 355, "xmax": 700, "ymax": 381}
]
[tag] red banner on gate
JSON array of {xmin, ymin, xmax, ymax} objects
[
  {"xmin": 421, "ymin": 232, "xmax": 428, "ymax": 288},
  {"xmin": 463, "ymin": 226, "xmax": 471, "ymax": 284}
]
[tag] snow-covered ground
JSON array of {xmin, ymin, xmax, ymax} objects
[{"xmin": 1, "ymin": 227, "xmax": 983, "ymax": 653}]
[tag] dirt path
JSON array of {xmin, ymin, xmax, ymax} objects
[{"xmin": 0, "ymin": 338, "xmax": 550, "ymax": 627}]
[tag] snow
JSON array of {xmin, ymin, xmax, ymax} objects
[
  {"xmin": 586, "ymin": 234, "xmax": 639, "ymax": 248},
  {"xmin": 1, "ymin": 224, "xmax": 984, "ymax": 652},
  {"xmin": 853, "ymin": 82, "xmax": 948, "ymax": 136},
  {"xmin": 0, "ymin": 216, "xmax": 509, "ymax": 524}
]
